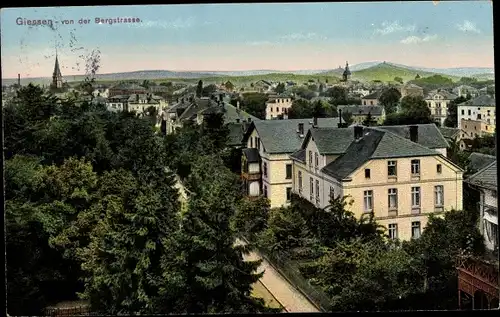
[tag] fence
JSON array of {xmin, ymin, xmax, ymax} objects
[
  {"xmin": 44, "ymin": 305, "xmax": 91, "ymax": 317},
  {"xmin": 244, "ymin": 234, "xmax": 332, "ymax": 312}
]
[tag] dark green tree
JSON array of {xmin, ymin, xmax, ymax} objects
[
  {"xmin": 378, "ymin": 87, "xmax": 402, "ymax": 115},
  {"xmin": 443, "ymin": 96, "xmax": 468, "ymax": 128},
  {"xmin": 196, "ymin": 80, "xmax": 203, "ymax": 97},
  {"xmin": 275, "ymin": 82, "xmax": 286, "ymax": 94}
]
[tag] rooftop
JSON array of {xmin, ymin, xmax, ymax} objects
[
  {"xmin": 337, "ymin": 105, "xmax": 384, "ymax": 116},
  {"xmin": 466, "ymin": 160, "xmax": 497, "ymax": 191},
  {"xmin": 468, "ymin": 152, "xmax": 497, "ymax": 173},
  {"xmin": 458, "ymin": 95, "xmax": 496, "ymax": 107}
]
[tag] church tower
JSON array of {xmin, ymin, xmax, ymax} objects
[
  {"xmin": 342, "ymin": 61, "xmax": 351, "ymax": 82},
  {"xmin": 51, "ymin": 53, "xmax": 63, "ymax": 90}
]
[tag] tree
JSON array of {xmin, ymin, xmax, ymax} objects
[
  {"xmin": 142, "ymin": 80, "xmax": 151, "ymax": 89},
  {"xmin": 325, "ymin": 86, "xmax": 348, "ymax": 105},
  {"xmin": 224, "ymin": 81, "xmax": 235, "ymax": 91},
  {"xmin": 233, "ymin": 196, "xmax": 271, "ymax": 236},
  {"xmin": 378, "ymin": 87, "xmax": 401, "ymax": 115},
  {"xmin": 240, "ymin": 92, "xmax": 268, "ymax": 119},
  {"xmin": 341, "ymin": 111, "xmax": 354, "ymax": 125},
  {"xmin": 394, "ymin": 76, "xmax": 403, "ymax": 84},
  {"xmin": 79, "ymin": 167, "xmax": 181, "ymax": 314},
  {"xmin": 383, "ymin": 95, "xmax": 432, "ymax": 126},
  {"xmin": 443, "ymin": 96, "xmax": 467, "ymax": 128},
  {"xmin": 415, "ymin": 74, "xmax": 421, "ymax": 79},
  {"xmin": 202, "ymin": 84, "xmax": 218, "ymax": 97},
  {"xmin": 447, "ymin": 138, "xmax": 471, "ymax": 173},
  {"xmin": 362, "ymin": 112, "xmax": 375, "ymax": 126},
  {"xmin": 159, "ymin": 155, "xmax": 275, "ymax": 314},
  {"xmin": 196, "ymin": 80, "xmax": 203, "ymax": 97},
  {"xmin": 275, "ymin": 82, "xmax": 285, "ymax": 94},
  {"xmin": 287, "ymin": 99, "xmax": 312, "ymax": 119}
]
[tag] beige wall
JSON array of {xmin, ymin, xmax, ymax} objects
[
  {"xmin": 266, "ymin": 98, "xmax": 293, "ymax": 120},
  {"xmin": 460, "ymin": 119, "xmax": 494, "ymax": 138},
  {"xmin": 362, "ymin": 98, "xmax": 379, "ymax": 106},
  {"xmin": 426, "ymin": 94, "xmax": 452, "ymax": 126},
  {"xmin": 343, "ymin": 155, "xmax": 463, "ymax": 240},
  {"xmin": 458, "ymin": 106, "xmax": 496, "ymax": 132}
]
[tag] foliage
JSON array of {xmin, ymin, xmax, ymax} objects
[
  {"xmin": 383, "ymin": 95, "xmax": 432, "ymax": 126},
  {"xmin": 275, "ymin": 82, "xmax": 286, "ymax": 94},
  {"xmin": 157, "ymin": 155, "xmax": 276, "ymax": 314},
  {"xmin": 378, "ymin": 87, "xmax": 401, "ymax": 115},
  {"xmin": 408, "ymin": 75, "xmax": 454, "ymax": 92},
  {"xmin": 446, "ymin": 138, "xmax": 471, "ymax": 173},
  {"xmin": 224, "ymin": 80, "xmax": 234, "ymax": 91},
  {"xmin": 341, "ymin": 111, "xmax": 354, "ymax": 125},
  {"xmin": 470, "ymin": 134, "xmax": 496, "ymax": 154},
  {"xmin": 196, "ymin": 80, "xmax": 203, "ymax": 97},
  {"xmin": 202, "ymin": 84, "xmax": 218, "ymax": 97},
  {"xmin": 362, "ymin": 113, "xmax": 376, "ymax": 126},
  {"xmin": 394, "ymin": 76, "xmax": 403, "ymax": 84},
  {"xmin": 291, "ymin": 85, "xmax": 317, "ymax": 100},
  {"xmin": 240, "ymin": 92, "xmax": 268, "ymax": 119},
  {"xmin": 233, "ymin": 196, "xmax": 271, "ymax": 236}
]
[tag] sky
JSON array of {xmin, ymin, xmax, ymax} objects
[{"xmin": 0, "ymin": 1, "xmax": 495, "ymax": 78}]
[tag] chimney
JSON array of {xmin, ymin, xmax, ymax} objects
[
  {"xmin": 18, "ymin": 74, "xmax": 20, "ymax": 86},
  {"xmin": 313, "ymin": 117, "xmax": 318, "ymax": 127},
  {"xmin": 297, "ymin": 123, "xmax": 304, "ymax": 136},
  {"xmin": 354, "ymin": 125, "xmax": 363, "ymax": 140},
  {"xmin": 409, "ymin": 125, "xmax": 418, "ymax": 143},
  {"xmin": 237, "ymin": 101, "xmax": 240, "ymax": 109}
]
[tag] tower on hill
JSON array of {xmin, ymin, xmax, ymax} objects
[
  {"xmin": 342, "ymin": 61, "xmax": 351, "ymax": 82},
  {"xmin": 50, "ymin": 52, "xmax": 63, "ymax": 90}
]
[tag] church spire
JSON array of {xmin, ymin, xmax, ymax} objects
[
  {"xmin": 51, "ymin": 50, "xmax": 63, "ymax": 90},
  {"xmin": 53, "ymin": 52, "xmax": 62, "ymax": 78}
]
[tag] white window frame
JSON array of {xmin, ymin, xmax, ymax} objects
[
  {"xmin": 411, "ymin": 159, "xmax": 420, "ymax": 175},
  {"xmin": 309, "ymin": 177, "xmax": 314, "ymax": 201},
  {"xmin": 388, "ymin": 223, "xmax": 398, "ymax": 240},
  {"xmin": 434, "ymin": 185, "xmax": 444, "ymax": 207},
  {"xmin": 411, "ymin": 221, "xmax": 421, "ymax": 239},
  {"xmin": 363, "ymin": 190, "xmax": 373, "ymax": 212},
  {"xmin": 388, "ymin": 188, "xmax": 398, "ymax": 210},
  {"xmin": 298, "ymin": 171, "xmax": 303, "ymax": 194},
  {"xmin": 388, "ymin": 160, "xmax": 397, "ymax": 177},
  {"xmin": 411, "ymin": 186, "xmax": 421, "ymax": 208}
]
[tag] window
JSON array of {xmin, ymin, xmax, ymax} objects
[
  {"xmin": 282, "ymin": 107, "xmax": 285, "ymax": 112},
  {"xmin": 437, "ymin": 164, "xmax": 442, "ymax": 174},
  {"xmin": 315, "ymin": 153, "xmax": 319, "ymax": 168},
  {"xmin": 329, "ymin": 186, "xmax": 335, "ymax": 201},
  {"xmin": 468, "ymin": 109, "xmax": 471, "ymax": 115},
  {"xmin": 487, "ymin": 110, "xmax": 491, "ymax": 116},
  {"xmin": 364, "ymin": 168, "xmax": 371, "ymax": 179},
  {"xmin": 477, "ymin": 114, "xmax": 482, "ymax": 120},
  {"xmin": 263, "ymin": 185, "xmax": 268, "ymax": 198},
  {"xmin": 363, "ymin": 190, "xmax": 373, "ymax": 212},
  {"xmin": 461, "ymin": 109, "xmax": 465, "ymax": 115},
  {"xmin": 286, "ymin": 187, "xmax": 292, "ymax": 202},
  {"xmin": 286, "ymin": 164, "xmax": 292, "ymax": 179},
  {"xmin": 256, "ymin": 137, "xmax": 260, "ymax": 150},
  {"xmin": 315, "ymin": 180, "xmax": 320, "ymax": 199},
  {"xmin": 434, "ymin": 185, "xmax": 444, "ymax": 207},
  {"xmin": 370, "ymin": 100, "xmax": 373, "ymax": 105},
  {"xmin": 298, "ymin": 171, "xmax": 303, "ymax": 192},
  {"xmin": 388, "ymin": 188, "xmax": 398, "ymax": 210},
  {"xmin": 309, "ymin": 177, "xmax": 314, "ymax": 200},
  {"xmin": 411, "ymin": 187, "xmax": 421, "ymax": 207},
  {"xmin": 309, "ymin": 151, "xmax": 313, "ymax": 166},
  {"xmin": 388, "ymin": 161, "xmax": 397, "ymax": 177},
  {"xmin": 492, "ymin": 190, "xmax": 497, "ymax": 198},
  {"xmin": 250, "ymin": 137, "xmax": 253, "ymax": 148},
  {"xmin": 411, "ymin": 221, "xmax": 421, "ymax": 239},
  {"xmin": 388, "ymin": 224, "xmax": 398, "ymax": 240},
  {"xmin": 411, "ymin": 159, "xmax": 420, "ymax": 175},
  {"xmin": 263, "ymin": 162, "xmax": 268, "ymax": 177}
]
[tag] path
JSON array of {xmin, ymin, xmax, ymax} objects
[{"xmin": 235, "ymin": 239, "xmax": 320, "ymax": 313}]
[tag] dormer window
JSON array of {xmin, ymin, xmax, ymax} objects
[{"xmin": 365, "ymin": 169, "xmax": 371, "ymax": 179}]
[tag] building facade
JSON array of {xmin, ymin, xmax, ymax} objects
[
  {"xmin": 424, "ymin": 89, "xmax": 458, "ymax": 126},
  {"xmin": 241, "ymin": 118, "xmax": 339, "ymax": 208},
  {"xmin": 265, "ymin": 95, "xmax": 293, "ymax": 120},
  {"xmin": 457, "ymin": 95, "xmax": 496, "ymax": 133},
  {"xmin": 290, "ymin": 125, "xmax": 462, "ymax": 241}
]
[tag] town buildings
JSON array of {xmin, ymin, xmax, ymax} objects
[
  {"xmin": 400, "ymin": 83, "xmax": 424, "ymax": 98},
  {"xmin": 337, "ymin": 105, "xmax": 385, "ymax": 125},
  {"xmin": 453, "ymin": 85, "xmax": 479, "ymax": 98},
  {"xmin": 465, "ymin": 161, "xmax": 498, "ymax": 253},
  {"xmin": 289, "ymin": 124, "xmax": 462, "ymax": 241},
  {"xmin": 241, "ymin": 118, "xmax": 339, "ymax": 208},
  {"xmin": 424, "ymin": 89, "xmax": 458, "ymax": 126},
  {"xmin": 457, "ymin": 95, "xmax": 496, "ymax": 136},
  {"xmin": 265, "ymin": 94, "xmax": 293, "ymax": 120},
  {"xmin": 361, "ymin": 91, "xmax": 381, "ymax": 106}
]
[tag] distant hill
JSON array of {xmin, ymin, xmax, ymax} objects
[{"xmin": 350, "ymin": 62, "xmax": 459, "ymax": 82}]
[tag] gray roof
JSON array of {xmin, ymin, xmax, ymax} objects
[
  {"xmin": 307, "ymin": 128, "xmax": 355, "ymax": 154},
  {"xmin": 337, "ymin": 105, "xmax": 384, "ymax": 116},
  {"xmin": 468, "ymin": 152, "xmax": 496, "ymax": 173},
  {"xmin": 458, "ymin": 95, "xmax": 496, "ymax": 107},
  {"xmin": 362, "ymin": 90, "xmax": 382, "ymax": 99},
  {"xmin": 377, "ymin": 124, "xmax": 449, "ymax": 149},
  {"xmin": 290, "ymin": 149, "xmax": 306, "ymax": 162},
  {"xmin": 320, "ymin": 127, "xmax": 448, "ymax": 181},
  {"xmin": 242, "ymin": 148, "xmax": 260, "ymax": 163},
  {"xmin": 227, "ymin": 122, "xmax": 249, "ymax": 146},
  {"xmin": 223, "ymin": 103, "xmax": 259, "ymax": 123},
  {"xmin": 439, "ymin": 127, "xmax": 461, "ymax": 140},
  {"xmin": 178, "ymin": 98, "xmax": 216, "ymax": 121},
  {"xmin": 243, "ymin": 118, "xmax": 339, "ymax": 154},
  {"xmin": 425, "ymin": 90, "xmax": 458, "ymax": 100},
  {"xmin": 466, "ymin": 161, "xmax": 497, "ymax": 190}
]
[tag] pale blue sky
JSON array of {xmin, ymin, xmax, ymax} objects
[{"xmin": 1, "ymin": 2, "xmax": 495, "ymax": 78}]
